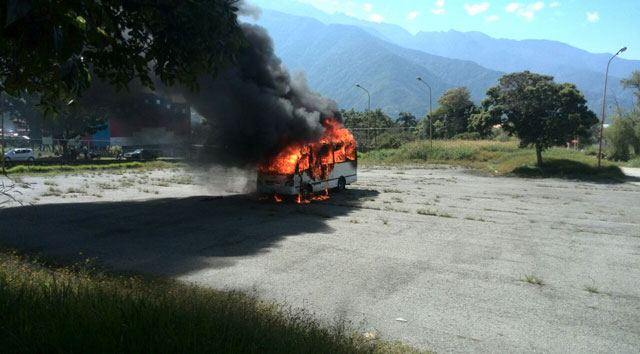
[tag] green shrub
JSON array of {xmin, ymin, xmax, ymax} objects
[
  {"xmin": 604, "ymin": 116, "xmax": 640, "ymax": 161},
  {"xmin": 374, "ymin": 131, "xmax": 416, "ymax": 150},
  {"xmin": 452, "ymin": 132, "xmax": 482, "ymax": 140}
]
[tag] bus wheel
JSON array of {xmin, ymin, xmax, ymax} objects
[
  {"xmin": 302, "ymin": 184, "xmax": 313, "ymax": 198},
  {"xmin": 337, "ymin": 177, "xmax": 346, "ymax": 191}
]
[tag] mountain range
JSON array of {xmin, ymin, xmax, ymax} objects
[{"xmin": 249, "ymin": 2, "xmax": 640, "ymax": 120}]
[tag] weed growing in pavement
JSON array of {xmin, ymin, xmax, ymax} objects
[
  {"xmin": 43, "ymin": 180, "xmax": 57, "ymax": 186},
  {"xmin": 383, "ymin": 189, "xmax": 402, "ymax": 193},
  {"xmin": 521, "ymin": 274, "xmax": 544, "ymax": 286},
  {"xmin": 584, "ymin": 284, "xmax": 600, "ymax": 294},
  {"xmin": 417, "ymin": 209, "xmax": 437, "ymax": 216},
  {"xmin": 41, "ymin": 187, "xmax": 63, "ymax": 197},
  {"xmin": 417, "ymin": 209, "xmax": 454, "ymax": 218},
  {"xmin": 66, "ymin": 187, "xmax": 87, "ymax": 194}
]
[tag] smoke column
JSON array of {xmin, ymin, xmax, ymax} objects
[{"xmin": 183, "ymin": 22, "xmax": 342, "ymax": 167}]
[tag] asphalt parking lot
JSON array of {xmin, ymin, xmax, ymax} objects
[{"xmin": 2, "ymin": 166, "xmax": 639, "ymax": 353}]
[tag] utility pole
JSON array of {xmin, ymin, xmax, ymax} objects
[
  {"xmin": 416, "ymin": 77, "xmax": 433, "ymax": 151},
  {"xmin": 597, "ymin": 46, "xmax": 627, "ymax": 167}
]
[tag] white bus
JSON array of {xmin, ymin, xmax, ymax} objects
[{"xmin": 257, "ymin": 144, "xmax": 357, "ymax": 197}]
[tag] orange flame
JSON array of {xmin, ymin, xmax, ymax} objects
[{"xmin": 258, "ymin": 119, "xmax": 356, "ymax": 177}]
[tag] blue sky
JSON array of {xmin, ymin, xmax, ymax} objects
[{"xmin": 256, "ymin": 0, "xmax": 640, "ymax": 60}]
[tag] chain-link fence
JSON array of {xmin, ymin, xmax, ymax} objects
[{"xmin": 346, "ymin": 126, "xmax": 424, "ymax": 151}]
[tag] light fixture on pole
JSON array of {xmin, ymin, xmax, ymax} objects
[
  {"xmin": 597, "ymin": 46, "xmax": 627, "ymax": 167},
  {"xmin": 355, "ymin": 83, "xmax": 374, "ymax": 147},
  {"xmin": 416, "ymin": 76, "xmax": 433, "ymax": 150}
]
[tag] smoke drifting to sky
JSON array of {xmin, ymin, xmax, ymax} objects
[{"xmin": 183, "ymin": 21, "xmax": 342, "ymax": 167}]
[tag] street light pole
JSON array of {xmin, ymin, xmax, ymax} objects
[
  {"xmin": 416, "ymin": 77, "xmax": 433, "ymax": 150},
  {"xmin": 355, "ymin": 84, "xmax": 374, "ymax": 147},
  {"xmin": 597, "ymin": 46, "xmax": 627, "ymax": 168}
]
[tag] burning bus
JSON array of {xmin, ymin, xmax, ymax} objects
[{"xmin": 257, "ymin": 120, "xmax": 357, "ymax": 200}]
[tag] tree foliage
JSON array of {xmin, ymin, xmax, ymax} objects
[
  {"xmin": 0, "ymin": 0, "xmax": 244, "ymax": 114},
  {"xmin": 604, "ymin": 115, "xmax": 640, "ymax": 161},
  {"xmin": 482, "ymin": 71, "xmax": 598, "ymax": 165},
  {"xmin": 396, "ymin": 112, "xmax": 417, "ymax": 128},
  {"xmin": 621, "ymin": 70, "xmax": 640, "ymax": 111},
  {"xmin": 430, "ymin": 87, "xmax": 477, "ymax": 139}
]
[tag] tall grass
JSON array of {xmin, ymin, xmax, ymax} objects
[
  {"xmin": 359, "ymin": 140, "xmax": 624, "ymax": 179},
  {"xmin": 0, "ymin": 250, "xmax": 424, "ymax": 354}
]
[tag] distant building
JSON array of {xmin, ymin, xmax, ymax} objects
[{"xmin": 90, "ymin": 93, "xmax": 190, "ymax": 150}]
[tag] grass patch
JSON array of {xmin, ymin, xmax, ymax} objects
[
  {"xmin": 416, "ymin": 209, "xmax": 453, "ymax": 218},
  {"xmin": 584, "ymin": 284, "xmax": 600, "ymax": 294},
  {"xmin": 6, "ymin": 161, "xmax": 183, "ymax": 176},
  {"xmin": 41, "ymin": 187, "xmax": 63, "ymax": 197},
  {"xmin": 520, "ymin": 274, "xmax": 544, "ymax": 286},
  {"xmin": 359, "ymin": 140, "xmax": 625, "ymax": 180},
  {"xmin": 0, "ymin": 249, "xmax": 426, "ymax": 354}
]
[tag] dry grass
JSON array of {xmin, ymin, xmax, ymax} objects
[{"xmin": 359, "ymin": 140, "xmax": 625, "ymax": 180}]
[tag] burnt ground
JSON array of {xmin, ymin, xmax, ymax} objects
[{"xmin": 2, "ymin": 166, "xmax": 640, "ymax": 354}]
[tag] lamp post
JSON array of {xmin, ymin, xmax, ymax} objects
[
  {"xmin": 597, "ymin": 46, "xmax": 627, "ymax": 167},
  {"xmin": 416, "ymin": 76, "xmax": 433, "ymax": 150},
  {"xmin": 355, "ymin": 83, "xmax": 374, "ymax": 147}
]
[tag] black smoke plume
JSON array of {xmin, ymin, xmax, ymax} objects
[{"xmin": 182, "ymin": 23, "xmax": 342, "ymax": 166}]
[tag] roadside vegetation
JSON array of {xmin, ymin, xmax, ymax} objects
[
  {"xmin": 359, "ymin": 140, "xmax": 624, "ymax": 180},
  {"xmin": 0, "ymin": 249, "xmax": 425, "ymax": 354},
  {"xmin": 5, "ymin": 160, "xmax": 182, "ymax": 175}
]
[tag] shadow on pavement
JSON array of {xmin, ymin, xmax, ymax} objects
[{"xmin": 0, "ymin": 189, "xmax": 378, "ymax": 276}]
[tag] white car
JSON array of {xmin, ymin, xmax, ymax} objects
[{"xmin": 4, "ymin": 148, "xmax": 35, "ymax": 162}]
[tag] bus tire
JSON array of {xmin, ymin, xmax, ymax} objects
[
  {"xmin": 302, "ymin": 184, "xmax": 313, "ymax": 198},
  {"xmin": 337, "ymin": 177, "xmax": 346, "ymax": 191}
]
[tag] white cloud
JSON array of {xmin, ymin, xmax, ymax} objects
[
  {"xmin": 368, "ymin": 13, "xmax": 383, "ymax": 22},
  {"xmin": 464, "ymin": 2, "xmax": 490, "ymax": 16},
  {"xmin": 549, "ymin": 2, "xmax": 559, "ymax": 7},
  {"xmin": 431, "ymin": 0, "xmax": 446, "ymax": 15},
  {"xmin": 363, "ymin": 3, "xmax": 372, "ymax": 12},
  {"xmin": 586, "ymin": 11, "xmax": 599, "ymax": 22},
  {"xmin": 505, "ymin": 3, "xmax": 520, "ymax": 12},
  {"xmin": 505, "ymin": 2, "xmax": 544, "ymax": 20},
  {"xmin": 530, "ymin": 1, "xmax": 544, "ymax": 11},
  {"xmin": 408, "ymin": 11, "xmax": 421, "ymax": 20},
  {"xmin": 485, "ymin": 14, "xmax": 499, "ymax": 22}
]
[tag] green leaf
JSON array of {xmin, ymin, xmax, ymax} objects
[{"xmin": 74, "ymin": 16, "xmax": 87, "ymax": 31}]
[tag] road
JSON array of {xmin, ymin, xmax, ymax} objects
[{"xmin": 1, "ymin": 166, "xmax": 639, "ymax": 353}]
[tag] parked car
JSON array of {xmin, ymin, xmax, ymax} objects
[
  {"xmin": 124, "ymin": 149, "xmax": 158, "ymax": 161},
  {"xmin": 4, "ymin": 148, "xmax": 35, "ymax": 162}
]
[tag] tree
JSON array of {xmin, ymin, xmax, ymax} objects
[
  {"xmin": 621, "ymin": 70, "xmax": 640, "ymax": 111},
  {"xmin": 468, "ymin": 98, "xmax": 501, "ymax": 138},
  {"xmin": 43, "ymin": 104, "xmax": 108, "ymax": 158},
  {"xmin": 342, "ymin": 108, "xmax": 395, "ymax": 149},
  {"xmin": 483, "ymin": 71, "xmax": 598, "ymax": 165},
  {"xmin": 396, "ymin": 112, "xmax": 417, "ymax": 128},
  {"xmin": 0, "ymin": 0, "xmax": 244, "ymax": 114},
  {"xmin": 430, "ymin": 87, "xmax": 476, "ymax": 138},
  {"xmin": 603, "ymin": 115, "xmax": 640, "ymax": 161}
]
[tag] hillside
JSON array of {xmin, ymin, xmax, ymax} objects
[
  {"xmin": 255, "ymin": 10, "xmax": 503, "ymax": 118},
  {"xmin": 250, "ymin": 1, "xmax": 639, "ymax": 116}
]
